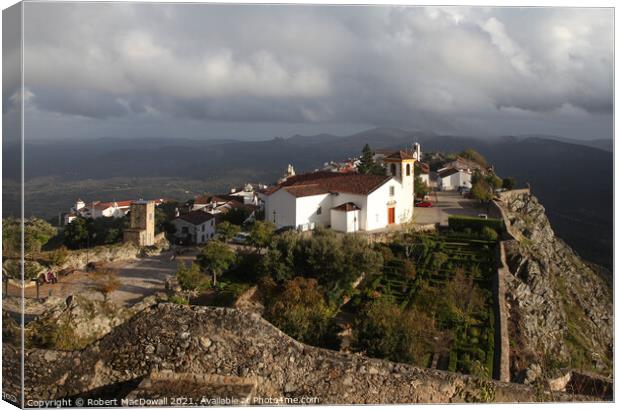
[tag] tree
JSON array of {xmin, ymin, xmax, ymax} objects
[
  {"xmin": 24, "ymin": 218, "xmax": 57, "ymax": 254},
  {"xmin": 414, "ymin": 163, "xmax": 430, "ymax": 198},
  {"xmin": 222, "ymin": 207, "xmax": 251, "ymax": 226},
  {"xmin": 155, "ymin": 201, "xmax": 180, "ymax": 236},
  {"xmin": 262, "ymin": 276, "xmax": 336, "ymax": 347},
  {"xmin": 502, "ymin": 177, "xmax": 517, "ymax": 190},
  {"xmin": 486, "ymin": 174, "xmax": 502, "ymax": 191},
  {"xmin": 249, "ymin": 220, "xmax": 275, "ymax": 250},
  {"xmin": 197, "ymin": 241, "xmax": 236, "ymax": 287},
  {"xmin": 63, "ymin": 217, "xmax": 90, "ymax": 249},
  {"xmin": 176, "ymin": 261, "xmax": 211, "ymax": 291},
  {"xmin": 216, "ymin": 221, "xmax": 240, "ymax": 242},
  {"xmin": 357, "ymin": 144, "xmax": 385, "ymax": 176},
  {"xmin": 3, "ymin": 218, "xmax": 57, "ymax": 256},
  {"xmin": 471, "ymin": 180, "xmax": 493, "ymax": 203},
  {"xmin": 91, "ymin": 268, "xmax": 121, "ymax": 303},
  {"xmin": 460, "ymin": 149, "xmax": 488, "ymax": 168},
  {"xmin": 353, "ymin": 297, "xmax": 448, "ymax": 365},
  {"xmin": 441, "ymin": 268, "xmax": 486, "ymax": 326}
]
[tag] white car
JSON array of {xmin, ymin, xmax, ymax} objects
[{"xmin": 231, "ymin": 232, "xmax": 250, "ymax": 244}]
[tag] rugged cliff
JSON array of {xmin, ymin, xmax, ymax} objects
[{"xmin": 496, "ymin": 191, "xmax": 613, "ymax": 382}]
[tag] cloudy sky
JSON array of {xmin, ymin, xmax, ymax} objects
[{"xmin": 4, "ymin": 2, "xmax": 614, "ymax": 141}]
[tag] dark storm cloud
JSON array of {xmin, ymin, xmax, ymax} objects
[{"xmin": 17, "ymin": 3, "xmax": 614, "ymax": 140}]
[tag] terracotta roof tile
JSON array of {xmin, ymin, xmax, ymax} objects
[
  {"xmin": 174, "ymin": 211, "xmax": 216, "ymax": 225},
  {"xmin": 266, "ymin": 171, "xmax": 391, "ymax": 198},
  {"xmin": 438, "ymin": 168, "xmax": 460, "ymax": 178},
  {"xmin": 384, "ymin": 150, "xmax": 415, "ymax": 160}
]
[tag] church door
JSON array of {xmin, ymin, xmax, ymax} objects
[{"xmin": 387, "ymin": 207, "xmax": 395, "ymax": 225}]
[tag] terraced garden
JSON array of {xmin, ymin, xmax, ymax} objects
[{"xmin": 349, "ymin": 231, "xmax": 499, "ymax": 378}]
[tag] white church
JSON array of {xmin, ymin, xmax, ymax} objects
[{"xmin": 263, "ymin": 148, "xmax": 418, "ymax": 233}]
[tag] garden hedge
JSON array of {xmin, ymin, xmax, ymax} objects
[{"xmin": 448, "ymin": 215, "xmax": 505, "ymax": 233}]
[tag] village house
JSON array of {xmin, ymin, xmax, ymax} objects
[
  {"xmin": 263, "ymin": 149, "xmax": 416, "ymax": 233},
  {"xmin": 418, "ymin": 162, "xmax": 431, "ymax": 187},
  {"xmin": 437, "ymin": 168, "xmax": 472, "ymax": 191},
  {"xmin": 64, "ymin": 198, "xmax": 164, "ymax": 224},
  {"xmin": 170, "ymin": 211, "xmax": 218, "ymax": 245}
]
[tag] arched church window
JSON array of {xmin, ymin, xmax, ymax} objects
[
  {"xmin": 390, "ymin": 163, "xmax": 396, "ymax": 176},
  {"xmin": 406, "ymin": 164, "xmax": 411, "ymax": 176}
]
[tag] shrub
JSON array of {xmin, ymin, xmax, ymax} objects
[
  {"xmin": 353, "ymin": 298, "xmax": 450, "ymax": 366},
  {"xmin": 169, "ymin": 294, "xmax": 189, "ymax": 305},
  {"xmin": 481, "ymin": 227, "xmax": 498, "ymax": 241},
  {"xmin": 177, "ymin": 262, "xmax": 211, "ymax": 291},
  {"xmin": 90, "ymin": 268, "xmax": 121, "ymax": 303},
  {"xmin": 448, "ymin": 350, "xmax": 458, "ymax": 372},
  {"xmin": 262, "ymin": 277, "xmax": 336, "ymax": 348}
]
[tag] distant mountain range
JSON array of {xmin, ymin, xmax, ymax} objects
[{"xmin": 3, "ymin": 127, "xmax": 612, "ymax": 268}]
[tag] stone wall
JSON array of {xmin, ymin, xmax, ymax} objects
[
  {"xmin": 11, "ymin": 304, "xmax": 603, "ymax": 405},
  {"xmin": 493, "ymin": 242, "xmax": 511, "ymax": 382}
]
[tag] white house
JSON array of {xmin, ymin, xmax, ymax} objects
[
  {"xmin": 170, "ymin": 211, "xmax": 218, "ymax": 245},
  {"xmin": 437, "ymin": 168, "xmax": 472, "ymax": 191},
  {"xmin": 264, "ymin": 150, "xmax": 415, "ymax": 233},
  {"xmin": 64, "ymin": 198, "xmax": 164, "ymax": 224}
]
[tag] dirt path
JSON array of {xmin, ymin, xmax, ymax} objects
[{"xmin": 6, "ymin": 250, "xmax": 199, "ymax": 308}]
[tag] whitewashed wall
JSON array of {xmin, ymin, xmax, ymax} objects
[
  {"xmin": 294, "ymin": 193, "xmax": 331, "ymax": 230},
  {"xmin": 264, "ymin": 189, "xmax": 298, "ymax": 229}
]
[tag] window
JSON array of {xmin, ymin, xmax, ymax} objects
[
  {"xmin": 390, "ymin": 163, "xmax": 396, "ymax": 176},
  {"xmin": 317, "ymin": 206, "xmax": 322, "ymax": 215},
  {"xmin": 202, "ymin": 225, "xmax": 205, "ymax": 232},
  {"xmin": 389, "ymin": 186, "xmax": 395, "ymax": 196},
  {"xmin": 211, "ymin": 220, "xmax": 214, "ymax": 226},
  {"xmin": 406, "ymin": 164, "xmax": 411, "ymax": 176}
]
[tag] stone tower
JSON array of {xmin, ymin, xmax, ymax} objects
[{"xmin": 123, "ymin": 200, "xmax": 155, "ymax": 246}]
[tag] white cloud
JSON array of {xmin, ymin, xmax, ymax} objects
[{"xmin": 14, "ymin": 3, "xmax": 613, "ymax": 139}]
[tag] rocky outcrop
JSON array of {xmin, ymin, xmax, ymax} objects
[
  {"xmin": 55, "ymin": 235, "xmax": 170, "ymax": 273},
  {"xmin": 8, "ymin": 304, "xmax": 604, "ymax": 405},
  {"xmin": 24, "ymin": 293, "xmax": 166, "ymax": 350},
  {"xmin": 496, "ymin": 192, "xmax": 612, "ymax": 382}
]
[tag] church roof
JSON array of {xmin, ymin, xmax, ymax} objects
[
  {"xmin": 384, "ymin": 150, "xmax": 415, "ymax": 161},
  {"xmin": 266, "ymin": 171, "xmax": 391, "ymax": 198}
]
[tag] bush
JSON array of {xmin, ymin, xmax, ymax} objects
[
  {"xmin": 262, "ymin": 277, "xmax": 336, "ymax": 348},
  {"xmin": 448, "ymin": 215, "xmax": 504, "ymax": 233},
  {"xmin": 448, "ymin": 350, "xmax": 458, "ymax": 372},
  {"xmin": 169, "ymin": 294, "xmax": 189, "ymax": 305},
  {"xmin": 481, "ymin": 227, "xmax": 498, "ymax": 241},
  {"xmin": 177, "ymin": 262, "xmax": 211, "ymax": 291},
  {"xmin": 353, "ymin": 298, "xmax": 449, "ymax": 366}
]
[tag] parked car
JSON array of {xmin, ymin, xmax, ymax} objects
[
  {"xmin": 231, "ymin": 232, "xmax": 250, "ymax": 244},
  {"xmin": 477, "ymin": 214, "xmax": 488, "ymax": 219},
  {"xmin": 415, "ymin": 201, "xmax": 433, "ymax": 208}
]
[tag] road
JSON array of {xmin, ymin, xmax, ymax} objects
[{"xmin": 414, "ymin": 191, "xmax": 485, "ymax": 226}]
